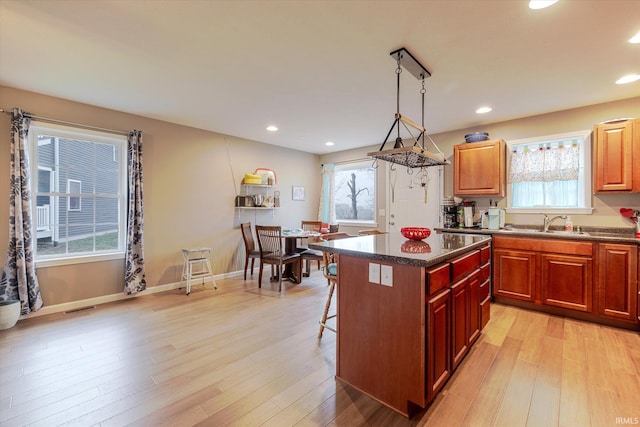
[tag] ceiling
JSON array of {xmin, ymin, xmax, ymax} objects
[{"xmin": 1, "ymin": 0, "xmax": 639, "ymax": 155}]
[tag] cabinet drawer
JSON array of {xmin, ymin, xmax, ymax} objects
[
  {"xmin": 480, "ymin": 277, "xmax": 490, "ymax": 301},
  {"xmin": 480, "ymin": 245, "xmax": 491, "ymax": 264},
  {"xmin": 451, "ymin": 250, "xmax": 480, "ymax": 282},
  {"xmin": 426, "ymin": 263, "xmax": 451, "ymax": 295},
  {"xmin": 480, "ymin": 262, "xmax": 490, "ymax": 283}
]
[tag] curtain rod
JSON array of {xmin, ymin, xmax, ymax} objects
[
  {"xmin": 0, "ymin": 108, "xmax": 130, "ymax": 136},
  {"xmin": 322, "ymin": 157, "xmax": 371, "ymax": 167}
]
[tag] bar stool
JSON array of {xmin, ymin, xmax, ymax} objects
[{"xmin": 180, "ymin": 248, "xmax": 217, "ymax": 295}]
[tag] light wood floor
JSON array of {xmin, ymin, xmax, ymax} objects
[{"xmin": 1, "ymin": 269, "xmax": 639, "ymax": 427}]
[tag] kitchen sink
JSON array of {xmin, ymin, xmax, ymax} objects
[
  {"xmin": 545, "ymin": 230, "xmax": 590, "ymax": 236},
  {"xmin": 499, "ymin": 228, "xmax": 589, "ymax": 236}
]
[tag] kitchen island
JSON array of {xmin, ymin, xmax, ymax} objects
[{"xmin": 310, "ymin": 232, "xmax": 492, "ymax": 417}]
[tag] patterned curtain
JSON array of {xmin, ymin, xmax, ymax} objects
[
  {"xmin": 317, "ymin": 163, "xmax": 336, "ymax": 224},
  {"xmin": 124, "ymin": 130, "xmax": 146, "ymax": 295},
  {"xmin": 509, "ymin": 141, "xmax": 580, "ymax": 183},
  {"xmin": 0, "ymin": 109, "xmax": 44, "ymax": 314}
]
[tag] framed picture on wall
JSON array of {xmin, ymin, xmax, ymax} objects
[{"xmin": 292, "ymin": 185, "xmax": 305, "ymax": 201}]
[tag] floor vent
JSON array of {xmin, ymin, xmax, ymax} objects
[{"xmin": 64, "ymin": 305, "xmax": 96, "ymax": 314}]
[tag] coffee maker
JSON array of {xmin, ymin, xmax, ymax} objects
[{"xmin": 441, "ymin": 198, "xmax": 459, "ymax": 228}]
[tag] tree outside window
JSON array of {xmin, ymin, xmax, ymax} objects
[{"xmin": 334, "ymin": 161, "xmax": 375, "ymax": 223}]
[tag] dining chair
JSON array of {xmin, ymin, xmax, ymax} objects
[
  {"xmin": 240, "ymin": 222, "xmax": 261, "ymax": 280},
  {"xmin": 255, "ymin": 225, "xmax": 302, "ymax": 291},
  {"xmin": 300, "ymin": 221, "xmax": 323, "ymax": 276},
  {"xmin": 318, "ymin": 232, "xmax": 352, "ymax": 338}
]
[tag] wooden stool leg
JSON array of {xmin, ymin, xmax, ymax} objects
[{"xmin": 318, "ymin": 281, "xmax": 336, "ymax": 338}]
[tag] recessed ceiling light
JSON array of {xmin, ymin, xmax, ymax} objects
[
  {"xmin": 629, "ymin": 32, "xmax": 640, "ymax": 44},
  {"xmin": 528, "ymin": 0, "xmax": 558, "ymax": 9},
  {"xmin": 325, "ymin": 141, "xmax": 335, "ymax": 146},
  {"xmin": 476, "ymin": 106, "xmax": 492, "ymax": 114},
  {"xmin": 266, "ymin": 125, "xmax": 278, "ymax": 132},
  {"xmin": 616, "ymin": 74, "xmax": 640, "ymax": 84}
]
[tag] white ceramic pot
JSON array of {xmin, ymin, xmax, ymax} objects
[{"xmin": 0, "ymin": 300, "xmax": 21, "ymax": 330}]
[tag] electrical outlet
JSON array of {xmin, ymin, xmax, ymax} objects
[
  {"xmin": 381, "ymin": 265, "xmax": 393, "ymax": 286},
  {"xmin": 368, "ymin": 263, "xmax": 380, "ymax": 284}
]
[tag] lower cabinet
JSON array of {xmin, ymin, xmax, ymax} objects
[
  {"xmin": 541, "ymin": 253, "xmax": 593, "ymax": 313},
  {"xmin": 493, "ymin": 248, "xmax": 536, "ymax": 302},
  {"xmin": 493, "ymin": 236, "xmax": 639, "ymax": 330},
  {"xmin": 426, "ymin": 288, "xmax": 451, "ymax": 402},
  {"xmin": 597, "ymin": 243, "xmax": 638, "ymax": 323},
  {"xmin": 450, "ymin": 270, "xmax": 481, "ymax": 370},
  {"xmin": 426, "ymin": 243, "xmax": 489, "ymax": 400},
  {"xmin": 451, "ymin": 277, "xmax": 470, "ymax": 370}
]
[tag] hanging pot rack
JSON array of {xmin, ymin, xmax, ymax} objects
[{"xmin": 368, "ymin": 47, "xmax": 449, "ymax": 169}]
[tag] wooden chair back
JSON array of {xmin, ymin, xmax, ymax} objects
[
  {"xmin": 255, "ymin": 225, "xmax": 284, "ymax": 259},
  {"xmin": 240, "ymin": 222, "xmax": 256, "ymax": 252}
]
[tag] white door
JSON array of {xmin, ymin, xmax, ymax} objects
[{"xmin": 386, "ymin": 164, "xmax": 443, "ymax": 234}]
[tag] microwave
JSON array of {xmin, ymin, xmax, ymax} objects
[{"xmin": 235, "ymin": 195, "xmax": 254, "ymax": 207}]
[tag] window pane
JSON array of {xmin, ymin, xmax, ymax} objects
[
  {"xmin": 32, "ymin": 123, "xmax": 126, "ymax": 262},
  {"xmin": 334, "ymin": 164, "xmax": 375, "ymax": 223}
]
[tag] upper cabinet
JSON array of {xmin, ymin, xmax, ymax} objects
[
  {"xmin": 454, "ymin": 139, "xmax": 506, "ymax": 196},
  {"xmin": 594, "ymin": 118, "xmax": 640, "ymax": 193}
]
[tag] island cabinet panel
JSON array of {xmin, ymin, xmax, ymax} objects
[
  {"xmin": 426, "ymin": 288, "xmax": 451, "ymax": 402},
  {"xmin": 541, "ymin": 254, "xmax": 593, "ymax": 313},
  {"xmin": 597, "ymin": 243, "xmax": 638, "ymax": 323},
  {"xmin": 451, "ymin": 276, "xmax": 470, "ymax": 370},
  {"xmin": 468, "ymin": 270, "xmax": 481, "ymax": 345},
  {"xmin": 493, "ymin": 248, "xmax": 536, "ymax": 302},
  {"xmin": 337, "ymin": 254, "xmax": 427, "ymax": 416}
]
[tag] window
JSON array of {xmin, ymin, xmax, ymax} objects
[
  {"xmin": 334, "ymin": 160, "xmax": 376, "ymax": 224},
  {"xmin": 67, "ymin": 179, "xmax": 81, "ymax": 211},
  {"xmin": 506, "ymin": 130, "xmax": 592, "ymax": 214},
  {"xmin": 29, "ymin": 122, "xmax": 127, "ymax": 266}
]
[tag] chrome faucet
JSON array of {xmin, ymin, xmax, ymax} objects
[{"xmin": 542, "ymin": 214, "xmax": 567, "ymax": 232}]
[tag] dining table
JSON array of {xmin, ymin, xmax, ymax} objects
[{"xmin": 279, "ymin": 229, "xmax": 322, "ymax": 282}]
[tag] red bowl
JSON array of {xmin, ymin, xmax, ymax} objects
[{"xmin": 400, "ymin": 227, "xmax": 431, "ymax": 241}]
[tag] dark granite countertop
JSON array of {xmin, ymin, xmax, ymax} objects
[
  {"xmin": 309, "ymin": 232, "xmax": 491, "ymax": 268},
  {"xmin": 436, "ymin": 225, "xmax": 639, "ymax": 244}
]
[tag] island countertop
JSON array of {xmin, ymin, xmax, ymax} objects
[{"xmin": 309, "ymin": 232, "xmax": 491, "ymax": 268}]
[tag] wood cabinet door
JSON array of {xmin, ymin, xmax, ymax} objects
[
  {"xmin": 597, "ymin": 244, "xmax": 638, "ymax": 322},
  {"xmin": 450, "ymin": 277, "xmax": 469, "ymax": 370},
  {"xmin": 468, "ymin": 270, "xmax": 481, "ymax": 345},
  {"xmin": 426, "ymin": 288, "xmax": 451, "ymax": 402},
  {"xmin": 454, "ymin": 139, "xmax": 505, "ymax": 196},
  {"xmin": 594, "ymin": 120, "xmax": 634, "ymax": 192},
  {"xmin": 493, "ymin": 248, "xmax": 536, "ymax": 302},
  {"xmin": 541, "ymin": 254, "xmax": 593, "ymax": 313}
]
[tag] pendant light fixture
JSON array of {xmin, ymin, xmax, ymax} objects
[{"xmin": 368, "ymin": 47, "xmax": 448, "ymax": 169}]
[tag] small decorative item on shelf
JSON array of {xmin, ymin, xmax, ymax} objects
[
  {"xmin": 274, "ymin": 191, "xmax": 280, "ymax": 207},
  {"xmin": 400, "ymin": 227, "xmax": 431, "ymax": 241},
  {"xmin": 401, "ymin": 240, "xmax": 431, "ymax": 254}
]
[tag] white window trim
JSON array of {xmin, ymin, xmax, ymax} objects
[
  {"xmin": 505, "ymin": 129, "xmax": 594, "ymax": 215},
  {"xmin": 29, "ymin": 121, "xmax": 128, "ymax": 266}
]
